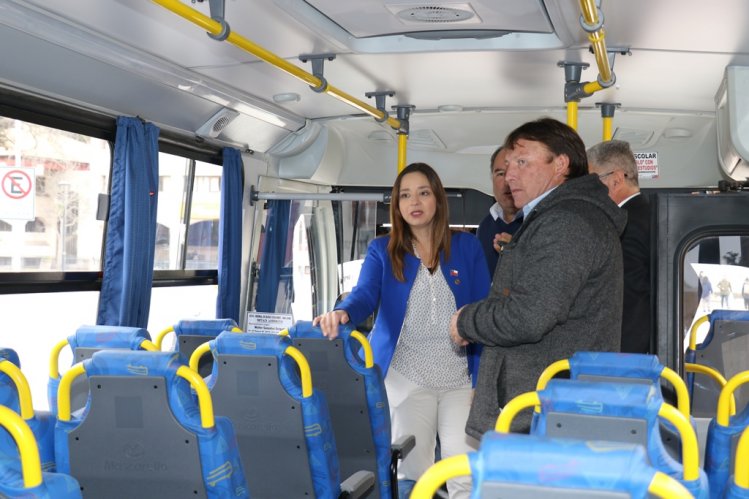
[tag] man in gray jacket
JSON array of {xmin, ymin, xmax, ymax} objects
[{"xmin": 450, "ymin": 117, "xmax": 626, "ymax": 436}]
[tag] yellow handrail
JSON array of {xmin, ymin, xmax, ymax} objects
[
  {"xmin": 0, "ymin": 360, "xmax": 34, "ymax": 420},
  {"xmin": 660, "ymin": 367, "xmax": 691, "ymax": 419},
  {"xmin": 734, "ymin": 426, "xmax": 749, "ymax": 488},
  {"xmin": 140, "ymin": 340, "xmax": 159, "ymax": 352},
  {"xmin": 495, "ymin": 392, "xmax": 540, "ymax": 433},
  {"xmin": 566, "ymin": 101, "xmax": 578, "ymax": 130},
  {"xmin": 689, "ymin": 314, "xmax": 710, "ymax": 350},
  {"xmin": 397, "ymin": 133, "xmax": 408, "ymax": 172},
  {"xmin": 0, "ymin": 405, "xmax": 42, "ymax": 488},
  {"xmin": 189, "ymin": 342, "xmax": 212, "ymax": 372},
  {"xmin": 350, "ymin": 331, "xmax": 374, "ymax": 368},
  {"xmin": 410, "ymin": 454, "xmax": 470, "ymax": 499},
  {"xmin": 57, "ymin": 362, "xmax": 86, "ymax": 422},
  {"xmin": 176, "ymin": 365, "xmax": 215, "ymax": 429},
  {"xmin": 657, "ymin": 404, "xmax": 700, "ymax": 481},
  {"xmin": 285, "ymin": 346, "xmax": 313, "ymax": 398},
  {"xmin": 602, "ymin": 115, "xmax": 613, "ymax": 141},
  {"xmin": 648, "ymin": 472, "xmax": 694, "ymax": 498},
  {"xmin": 717, "ymin": 371, "xmax": 749, "ymax": 426},
  {"xmin": 685, "ymin": 362, "xmax": 735, "ymax": 415},
  {"xmin": 152, "ymin": 0, "xmax": 402, "ymax": 132},
  {"xmin": 536, "ymin": 359, "xmax": 570, "ymax": 390},
  {"xmin": 579, "ymin": 0, "xmax": 613, "ymax": 86},
  {"xmin": 154, "ymin": 326, "xmax": 174, "ymax": 349},
  {"xmin": 48, "ymin": 338, "xmax": 69, "ymax": 379}
]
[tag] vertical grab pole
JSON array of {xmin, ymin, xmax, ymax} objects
[
  {"xmin": 597, "ymin": 102, "xmax": 621, "ymax": 141},
  {"xmin": 393, "ymin": 105, "xmax": 415, "ymax": 173}
]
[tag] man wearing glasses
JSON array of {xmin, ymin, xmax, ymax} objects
[{"xmin": 587, "ymin": 139, "xmax": 652, "ymax": 354}]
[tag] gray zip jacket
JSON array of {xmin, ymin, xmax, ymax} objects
[{"xmin": 457, "ymin": 174, "xmax": 627, "ymax": 437}]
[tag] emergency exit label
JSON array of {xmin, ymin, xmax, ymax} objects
[
  {"xmin": 634, "ymin": 152, "xmax": 658, "ymax": 179},
  {"xmin": 246, "ymin": 312, "xmax": 293, "ymax": 334},
  {"xmin": 0, "ymin": 167, "xmax": 35, "ymax": 220}
]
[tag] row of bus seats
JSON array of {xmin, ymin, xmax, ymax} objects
[
  {"xmin": 412, "ymin": 348, "xmax": 749, "ymax": 498},
  {"xmin": 3, "ymin": 320, "xmax": 414, "ymax": 498}
]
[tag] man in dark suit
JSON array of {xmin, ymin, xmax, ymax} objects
[{"xmin": 587, "ymin": 140, "xmax": 652, "ymax": 354}]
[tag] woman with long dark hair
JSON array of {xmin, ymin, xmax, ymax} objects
[{"xmin": 314, "ymin": 163, "xmax": 490, "ymax": 498}]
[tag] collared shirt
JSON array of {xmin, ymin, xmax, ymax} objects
[
  {"xmin": 489, "ymin": 202, "xmax": 523, "ymax": 223},
  {"xmin": 522, "ymin": 186, "xmax": 559, "ymax": 219},
  {"xmin": 619, "ymin": 191, "xmax": 641, "ymax": 208}
]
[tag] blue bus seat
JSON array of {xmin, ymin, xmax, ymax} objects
[
  {"xmin": 288, "ymin": 321, "xmax": 415, "ymax": 499},
  {"xmin": 54, "ymin": 350, "xmax": 248, "ymax": 499},
  {"xmin": 536, "ymin": 351, "xmax": 693, "ymax": 458},
  {"xmin": 0, "ymin": 405, "xmax": 81, "ymax": 498},
  {"xmin": 0, "ymin": 353, "xmax": 56, "ymax": 472},
  {"xmin": 194, "ymin": 331, "xmax": 375, "ymax": 499},
  {"xmin": 705, "ymin": 370, "xmax": 749, "ymax": 498},
  {"xmin": 47, "ymin": 325, "xmax": 158, "ymax": 417},
  {"xmin": 154, "ymin": 319, "xmax": 240, "ymax": 377},
  {"xmin": 686, "ymin": 310, "xmax": 749, "ymax": 418},
  {"xmin": 411, "ymin": 432, "xmax": 693, "ymax": 499},
  {"xmin": 498, "ymin": 379, "xmax": 709, "ymax": 498},
  {"xmin": 724, "ymin": 424, "xmax": 749, "ymax": 499}
]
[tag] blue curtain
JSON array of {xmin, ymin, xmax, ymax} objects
[
  {"xmin": 97, "ymin": 117, "xmax": 159, "ymax": 327},
  {"xmin": 256, "ymin": 200, "xmax": 291, "ymax": 312},
  {"xmin": 216, "ymin": 147, "xmax": 243, "ymax": 322}
]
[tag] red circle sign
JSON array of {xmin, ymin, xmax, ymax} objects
[{"xmin": 2, "ymin": 170, "xmax": 32, "ymax": 199}]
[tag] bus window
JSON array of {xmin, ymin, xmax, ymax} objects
[
  {"xmin": 0, "ymin": 117, "xmax": 110, "ymax": 272},
  {"xmin": 683, "ymin": 235, "xmax": 749, "ymax": 345}
]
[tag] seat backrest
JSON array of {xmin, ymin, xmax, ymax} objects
[
  {"xmin": 54, "ymin": 350, "xmax": 247, "ymax": 499},
  {"xmin": 156, "ymin": 319, "xmax": 239, "ymax": 377},
  {"xmin": 288, "ymin": 321, "xmax": 392, "ymax": 498},
  {"xmin": 706, "ymin": 370, "xmax": 749, "ymax": 498},
  {"xmin": 411, "ymin": 432, "xmax": 693, "ymax": 499},
  {"xmin": 202, "ymin": 331, "xmax": 341, "ymax": 499},
  {"xmin": 48, "ymin": 325, "xmax": 156, "ymax": 416},
  {"xmin": 498, "ymin": 379, "xmax": 708, "ymax": 498},
  {"xmin": 0, "ymin": 405, "xmax": 82, "ymax": 498},
  {"xmin": 0, "ymin": 358, "xmax": 56, "ymax": 472},
  {"xmin": 725, "ymin": 424, "xmax": 749, "ymax": 499},
  {"xmin": 687, "ymin": 310, "xmax": 749, "ymax": 417}
]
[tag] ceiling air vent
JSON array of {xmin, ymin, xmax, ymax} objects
[
  {"xmin": 196, "ymin": 108, "xmax": 239, "ymax": 138},
  {"xmin": 395, "ymin": 5, "xmax": 477, "ymax": 24}
]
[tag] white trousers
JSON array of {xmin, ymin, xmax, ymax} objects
[{"xmin": 385, "ymin": 368, "xmax": 478, "ymax": 499}]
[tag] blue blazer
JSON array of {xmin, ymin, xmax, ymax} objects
[{"xmin": 336, "ymin": 231, "xmax": 491, "ymax": 385}]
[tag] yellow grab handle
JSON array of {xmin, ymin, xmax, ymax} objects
[
  {"xmin": 566, "ymin": 101, "xmax": 578, "ymax": 130},
  {"xmin": 397, "ymin": 133, "xmax": 408, "ymax": 173},
  {"xmin": 718, "ymin": 371, "xmax": 749, "ymax": 426},
  {"xmin": 277, "ymin": 329, "xmax": 289, "ymax": 337},
  {"xmin": 284, "ymin": 346, "xmax": 313, "ymax": 398},
  {"xmin": 536, "ymin": 359, "xmax": 570, "ymax": 391},
  {"xmin": 189, "ymin": 342, "xmax": 212, "ymax": 372},
  {"xmin": 648, "ymin": 471, "xmax": 693, "ymax": 498},
  {"xmin": 0, "ymin": 405, "xmax": 42, "ymax": 488},
  {"xmin": 657, "ymin": 404, "xmax": 699, "ymax": 481},
  {"xmin": 411, "ymin": 454, "xmax": 470, "ymax": 499},
  {"xmin": 154, "ymin": 326, "xmax": 174, "ymax": 349},
  {"xmin": 495, "ymin": 392, "xmax": 540, "ymax": 433},
  {"xmin": 49, "ymin": 338, "xmax": 69, "ymax": 379},
  {"xmin": 140, "ymin": 340, "xmax": 159, "ymax": 352},
  {"xmin": 176, "ymin": 365, "xmax": 215, "ymax": 429},
  {"xmin": 350, "ymin": 331, "xmax": 374, "ymax": 368},
  {"xmin": 689, "ymin": 314, "xmax": 710, "ymax": 350},
  {"xmin": 0, "ymin": 360, "xmax": 34, "ymax": 420},
  {"xmin": 660, "ymin": 367, "xmax": 691, "ymax": 419},
  {"xmin": 57, "ymin": 362, "xmax": 86, "ymax": 422},
  {"xmin": 685, "ymin": 363, "xmax": 735, "ymax": 415}
]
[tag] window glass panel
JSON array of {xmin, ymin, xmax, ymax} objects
[
  {"xmin": 0, "ymin": 117, "xmax": 110, "ymax": 271},
  {"xmin": 153, "ymin": 153, "xmax": 189, "ymax": 270},
  {"xmin": 683, "ymin": 235, "xmax": 749, "ymax": 345},
  {"xmin": 147, "ymin": 285, "xmax": 219, "ymax": 350},
  {"xmin": 186, "ymin": 161, "xmax": 221, "ymax": 270}
]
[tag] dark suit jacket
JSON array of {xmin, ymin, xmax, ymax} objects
[{"xmin": 620, "ymin": 194, "xmax": 653, "ymax": 353}]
